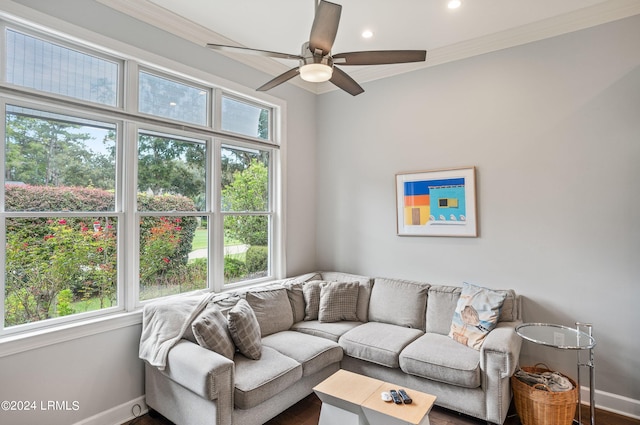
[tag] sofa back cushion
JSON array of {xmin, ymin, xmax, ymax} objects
[
  {"xmin": 426, "ymin": 285, "xmax": 461, "ymax": 335},
  {"xmin": 368, "ymin": 278, "xmax": 430, "ymax": 330},
  {"xmin": 245, "ymin": 288, "xmax": 294, "ymax": 337},
  {"xmin": 497, "ymin": 289, "xmax": 519, "ymax": 322}
]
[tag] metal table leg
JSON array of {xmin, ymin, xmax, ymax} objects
[{"xmin": 575, "ymin": 323, "xmax": 595, "ymax": 425}]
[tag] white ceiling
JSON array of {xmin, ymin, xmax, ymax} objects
[{"xmin": 98, "ymin": 0, "xmax": 640, "ymax": 94}]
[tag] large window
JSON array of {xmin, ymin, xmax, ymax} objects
[{"xmin": 0, "ymin": 24, "xmax": 282, "ymax": 336}]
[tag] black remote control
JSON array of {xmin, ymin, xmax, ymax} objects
[
  {"xmin": 389, "ymin": 389, "xmax": 402, "ymax": 404},
  {"xmin": 398, "ymin": 389, "xmax": 412, "ymax": 404}
]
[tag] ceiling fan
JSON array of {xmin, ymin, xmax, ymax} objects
[{"xmin": 206, "ymin": 0, "xmax": 426, "ymax": 96}]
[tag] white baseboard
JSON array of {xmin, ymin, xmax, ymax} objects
[
  {"xmin": 72, "ymin": 396, "xmax": 148, "ymax": 425},
  {"xmin": 580, "ymin": 386, "xmax": 640, "ymax": 420}
]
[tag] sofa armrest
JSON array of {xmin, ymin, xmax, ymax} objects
[
  {"xmin": 480, "ymin": 321, "xmax": 523, "ymax": 379},
  {"xmin": 163, "ymin": 340, "xmax": 235, "ymax": 401}
]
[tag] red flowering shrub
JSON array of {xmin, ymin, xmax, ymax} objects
[{"xmin": 4, "ymin": 185, "xmax": 198, "ymax": 326}]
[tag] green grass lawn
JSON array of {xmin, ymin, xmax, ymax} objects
[
  {"xmin": 191, "ymin": 228, "xmax": 243, "ymax": 251},
  {"xmin": 192, "ymin": 228, "xmax": 208, "ymax": 250}
]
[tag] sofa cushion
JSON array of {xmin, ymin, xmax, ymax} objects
[
  {"xmin": 227, "ymin": 299, "xmax": 262, "ymax": 360},
  {"xmin": 319, "ymin": 281, "xmax": 360, "ymax": 322},
  {"xmin": 191, "ymin": 304, "xmax": 236, "ymax": 360},
  {"xmin": 245, "ymin": 288, "xmax": 294, "ymax": 337},
  {"xmin": 302, "ymin": 280, "xmax": 323, "ymax": 320},
  {"xmin": 291, "ymin": 320, "xmax": 362, "ymax": 342},
  {"xmin": 498, "ymin": 289, "xmax": 519, "ymax": 322},
  {"xmin": 426, "ymin": 285, "xmax": 461, "ymax": 335},
  {"xmin": 233, "ymin": 346, "xmax": 303, "ymax": 409},
  {"xmin": 449, "ymin": 282, "xmax": 507, "ymax": 350},
  {"xmin": 282, "ymin": 272, "xmax": 322, "ymax": 322},
  {"xmin": 339, "ymin": 322, "xmax": 423, "ymax": 368},
  {"xmin": 262, "ymin": 331, "xmax": 343, "ymax": 376},
  {"xmin": 399, "ymin": 333, "xmax": 481, "ymax": 389},
  {"xmin": 319, "ymin": 272, "xmax": 372, "ymax": 322},
  {"xmin": 368, "ymin": 278, "xmax": 430, "ymax": 330}
]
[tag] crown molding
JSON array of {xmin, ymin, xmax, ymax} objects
[
  {"xmin": 99, "ymin": 0, "xmax": 640, "ymax": 96},
  {"xmin": 317, "ymin": 0, "xmax": 640, "ymax": 94},
  {"xmin": 96, "ymin": 0, "xmax": 318, "ymax": 93}
]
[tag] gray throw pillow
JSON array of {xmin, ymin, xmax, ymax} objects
[
  {"xmin": 191, "ymin": 305, "xmax": 236, "ymax": 360},
  {"xmin": 318, "ymin": 281, "xmax": 359, "ymax": 323},
  {"xmin": 302, "ymin": 280, "xmax": 324, "ymax": 321},
  {"xmin": 227, "ymin": 299, "xmax": 262, "ymax": 359},
  {"xmin": 283, "ymin": 281, "xmax": 305, "ymax": 323}
]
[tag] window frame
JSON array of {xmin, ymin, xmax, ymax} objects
[
  {"xmin": 219, "ymin": 93, "xmax": 273, "ymax": 142},
  {"xmin": 0, "ymin": 97, "xmax": 127, "ymax": 335},
  {"xmin": 0, "ymin": 15, "xmax": 286, "ymax": 345}
]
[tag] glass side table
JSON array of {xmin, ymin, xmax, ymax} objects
[{"xmin": 515, "ymin": 322, "xmax": 596, "ymax": 425}]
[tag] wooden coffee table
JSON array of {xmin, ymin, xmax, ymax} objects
[{"xmin": 313, "ymin": 370, "xmax": 436, "ymax": 425}]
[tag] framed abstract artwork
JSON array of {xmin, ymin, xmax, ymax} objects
[{"xmin": 396, "ymin": 167, "xmax": 477, "ymax": 237}]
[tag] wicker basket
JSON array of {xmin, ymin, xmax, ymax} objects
[{"xmin": 511, "ymin": 364, "xmax": 578, "ymax": 425}]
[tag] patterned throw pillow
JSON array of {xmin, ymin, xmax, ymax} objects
[
  {"xmin": 191, "ymin": 305, "xmax": 236, "ymax": 360},
  {"xmin": 227, "ymin": 299, "xmax": 262, "ymax": 360},
  {"xmin": 302, "ymin": 280, "xmax": 324, "ymax": 321},
  {"xmin": 318, "ymin": 281, "xmax": 360, "ymax": 323},
  {"xmin": 449, "ymin": 282, "xmax": 507, "ymax": 350}
]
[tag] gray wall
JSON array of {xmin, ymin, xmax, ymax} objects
[
  {"xmin": 0, "ymin": 1, "xmax": 317, "ymax": 424},
  {"xmin": 316, "ymin": 14, "xmax": 640, "ymax": 405}
]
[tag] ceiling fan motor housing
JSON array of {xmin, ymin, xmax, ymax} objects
[{"xmin": 301, "ymin": 41, "xmax": 333, "ymax": 68}]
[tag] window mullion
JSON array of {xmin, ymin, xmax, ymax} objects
[
  {"xmin": 211, "ymin": 138, "xmax": 224, "ymax": 292},
  {"xmin": 124, "ymin": 60, "xmax": 139, "ymax": 113},
  {"xmin": 123, "ymin": 121, "xmax": 139, "ymax": 311}
]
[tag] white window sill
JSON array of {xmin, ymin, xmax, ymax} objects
[{"xmin": 0, "ymin": 310, "xmax": 143, "ymax": 358}]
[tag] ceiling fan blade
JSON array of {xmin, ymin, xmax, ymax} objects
[
  {"xmin": 332, "ymin": 50, "xmax": 427, "ymax": 66},
  {"xmin": 309, "ymin": 1, "xmax": 342, "ymax": 55},
  {"xmin": 207, "ymin": 43, "xmax": 302, "ymax": 61},
  {"xmin": 330, "ymin": 67, "xmax": 364, "ymax": 96},
  {"xmin": 256, "ymin": 67, "xmax": 301, "ymax": 92}
]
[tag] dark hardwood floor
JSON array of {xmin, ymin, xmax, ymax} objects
[{"xmin": 124, "ymin": 394, "xmax": 639, "ymax": 425}]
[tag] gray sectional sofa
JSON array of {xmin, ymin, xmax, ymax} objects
[{"xmin": 143, "ymin": 271, "xmax": 522, "ymax": 425}]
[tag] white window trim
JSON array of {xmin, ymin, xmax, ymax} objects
[{"xmin": 0, "ymin": 2, "xmax": 288, "ymax": 354}]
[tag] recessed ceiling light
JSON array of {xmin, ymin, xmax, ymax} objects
[
  {"xmin": 362, "ymin": 30, "xmax": 373, "ymax": 39},
  {"xmin": 448, "ymin": 0, "xmax": 462, "ymax": 9}
]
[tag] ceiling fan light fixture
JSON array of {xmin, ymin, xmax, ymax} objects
[{"xmin": 299, "ymin": 63, "xmax": 333, "ymax": 82}]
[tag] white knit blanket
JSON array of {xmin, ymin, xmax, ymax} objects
[{"xmin": 139, "ymin": 292, "xmax": 215, "ymax": 370}]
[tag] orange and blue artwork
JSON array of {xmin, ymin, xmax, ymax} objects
[{"xmin": 403, "ymin": 178, "xmax": 466, "ymax": 226}]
